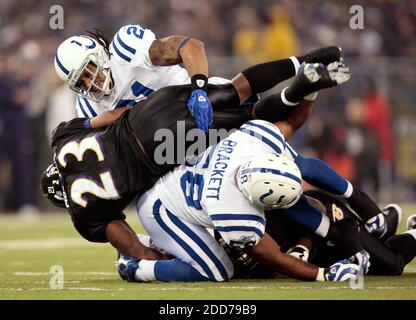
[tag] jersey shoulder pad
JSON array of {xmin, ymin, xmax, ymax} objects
[
  {"xmin": 75, "ymin": 96, "xmax": 99, "ymax": 118},
  {"xmin": 239, "ymin": 120, "xmax": 286, "ymax": 156},
  {"xmin": 110, "ymin": 24, "xmax": 156, "ymax": 66},
  {"xmin": 51, "ymin": 118, "xmax": 93, "ymax": 148}
]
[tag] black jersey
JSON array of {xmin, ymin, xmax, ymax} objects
[
  {"xmin": 51, "ymin": 83, "xmax": 250, "ymax": 242},
  {"xmin": 51, "ymin": 116, "xmax": 160, "ymax": 242}
]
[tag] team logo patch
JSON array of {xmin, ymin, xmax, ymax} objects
[
  {"xmin": 196, "ymin": 79, "xmax": 206, "ymax": 88},
  {"xmin": 332, "ymin": 204, "xmax": 344, "ymax": 221}
]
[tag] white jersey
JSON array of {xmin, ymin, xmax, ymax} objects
[
  {"xmin": 75, "ymin": 24, "xmax": 191, "ymax": 118},
  {"xmin": 153, "ymin": 119, "xmax": 290, "ymax": 248}
]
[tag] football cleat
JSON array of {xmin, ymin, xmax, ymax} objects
[
  {"xmin": 302, "ymin": 46, "xmax": 343, "ymax": 65},
  {"xmin": 286, "ymin": 61, "xmax": 349, "ymax": 102},
  {"xmin": 365, "ymin": 213, "xmax": 387, "ymax": 239},
  {"xmin": 407, "ymin": 214, "xmax": 416, "ymax": 231},
  {"xmin": 348, "ymin": 249, "xmax": 371, "ymax": 274},
  {"xmin": 381, "ymin": 204, "xmax": 403, "ymax": 241},
  {"xmin": 116, "ymin": 255, "xmax": 140, "ymax": 282},
  {"xmin": 327, "ymin": 61, "xmax": 351, "ymax": 85}
]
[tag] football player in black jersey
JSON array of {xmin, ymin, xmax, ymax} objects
[{"xmin": 227, "ymin": 190, "xmax": 416, "ymax": 279}]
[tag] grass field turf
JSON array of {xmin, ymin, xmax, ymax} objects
[{"xmin": 0, "ymin": 205, "xmax": 415, "ymax": 300}]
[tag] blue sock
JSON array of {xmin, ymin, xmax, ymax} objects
[
  {"xmin": 154, "ymin": 259, "xmax": 209, "ymax": 282},
  {"xmin": 294, "ymin": 155, "xmax": 349, "ymax": 195}
]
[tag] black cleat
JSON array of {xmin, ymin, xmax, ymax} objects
[
  {"xmin": 407, "ymin": 214, "xmax": 416, "ymax": 230},
  {"xmin": 380, "ymin": 204, "xmax": 403, "ymax": 241},
  {"xmin": 302, "ymin": 46, "xmax": 343, "ymax": 65},
  {"xmin": 285, "ymin": 62, "xmax": 350, "ymax": 102}
]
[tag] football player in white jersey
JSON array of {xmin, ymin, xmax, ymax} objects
[
  {"xmin": 54, "ymin": 26, "xmax": 346, "ymax": 132},
  {"xmin": 55, "ymin": 26, "xmax": 215, "ymax": 131},
  {"xmin": 117, "ymin": 106, "xmax": 367, "ymax": 283}
]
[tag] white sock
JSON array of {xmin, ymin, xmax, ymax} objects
[
  {"xmin": 342, "ymin": 181, "xmax": 353, "ymax": 198},
  {"xmin": 134, "ymin": 259, "xmax": 157, "ymax": 282},
  {"xmin": 289, "ymin": 56, "xmax": 301, "ymax": 74},
  {"xmin": 315, "ymin": 214, "xmax": 330, "ymax": 238},
  {"xmin": 281, "ymin": 87, "xmax": 299, "ymax": 106}
]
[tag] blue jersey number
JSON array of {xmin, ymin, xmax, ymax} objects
[
  {"xmin": 131, "ymin": 81, "xmax": 154, "ymax": 97},
  {"xmin": 127, "ymin": 26, "xmax": 145, "ymax": 39},
  {"xmin": 180, "ymin": 172, "xmax": 204, "ymax": 210}
]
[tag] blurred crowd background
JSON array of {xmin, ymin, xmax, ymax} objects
[{"xmin": 0, "ymin": 0, "xmax": 415, "ymax": 213}]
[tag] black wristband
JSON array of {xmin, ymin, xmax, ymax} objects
[{"xmin": 191, "ymin": 74, "xmax": 208, "ymax": 92}]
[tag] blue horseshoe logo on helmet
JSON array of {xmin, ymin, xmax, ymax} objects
[
  {"xmin": 71, "ymin": 36, "xmax": 96, "ymax": 49},
  {"xmin": 259, "ymin": 189, "xmax": 285, "ymax": 206}
]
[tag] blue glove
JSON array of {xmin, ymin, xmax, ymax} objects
[
  {"xmin": 187, "ymin": 89, "xmax": 213, "ymax": 133},
  {"xmin": 325, "ymin": 259, "xmax": 360, "ymax": 282}
]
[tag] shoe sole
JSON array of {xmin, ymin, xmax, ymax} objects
[
  {"xmin": 407, "ymin": 214, "xmax": 416, "ymax": 230},
  {"xmin": 385, "ymin": 203, "xmax": 403, "ymax": 235}
]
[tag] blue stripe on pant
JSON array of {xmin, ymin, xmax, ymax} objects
[
  {"xmin": 154, "ymin": 259, "xmax": 209, "ymax": 282},
  {"xmin": 152, "ymin": 199, "xmax": 231, "ymax": 281}
]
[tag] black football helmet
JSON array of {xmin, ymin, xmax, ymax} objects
[{"xmin": 40, "ymin": 163, "xmax": 66, "ymax": 208}]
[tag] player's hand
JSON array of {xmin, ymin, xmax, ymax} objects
[
  {"xmin": 187, "ymin": 74, "xmax": 213, "ymax": 133},
  {"xmin": 348, "ymin": 249, "xmax": 371, "ymax": 275},
  {"xmin": 187, "ymin": 89, "xmax": 213, "ymax": 133},
  {"xmin": 324, "ymin": 259, "xmax": 360, "ymax": 282}
]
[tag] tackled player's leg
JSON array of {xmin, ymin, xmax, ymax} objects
[{"xmin": 117, "ymin": 187, "xmax": 234, "ymax": 282}]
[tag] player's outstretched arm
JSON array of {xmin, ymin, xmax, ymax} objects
[
  {"xmin": 105, "ymin": 220, "xmax": 167, "ymax": 260},
  {"xmin": 89, "ymin": 106, "xmax": 131, "ymax": 128},
  {"xmin": 149, "ymin": 36, "xmax": 213, "ymax": 132},
  {"xmin": 148, "ymin": 36, "xmax": 208, "ymax": 77},
  {"xmin": 245, "ymin": 232, "xmax": 319, "ymax": 281},
  {"xmin": 244, "ymin": 232, "xmax": 361, "ymax": 282}
]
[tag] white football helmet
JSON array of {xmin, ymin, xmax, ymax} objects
[
  {"xmin": 54, "ymin": 35, "xmax": 113, "ymax": 102},
  {"xmin": 237, "ymin": 153, "xmax": 303, "ymax": 210}
]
